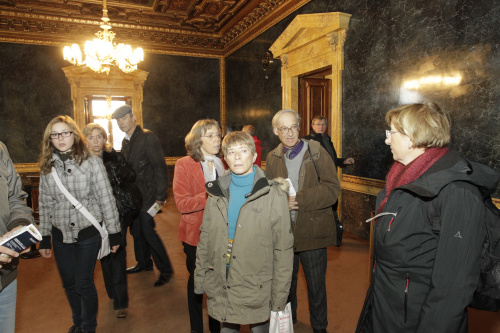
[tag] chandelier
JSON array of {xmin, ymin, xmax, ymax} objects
[{"xmin": 63, "ymin": 0, "xmax": 144, "ymax": 75}]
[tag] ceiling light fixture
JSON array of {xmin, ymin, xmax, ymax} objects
[{"xmin": 63, "ymin": 0, "xmax": 143, "ymax": 75}]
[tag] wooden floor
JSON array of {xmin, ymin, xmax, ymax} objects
[{"xmin": 15, "ymin": 190, "xmax": 500, "ymax": 332}]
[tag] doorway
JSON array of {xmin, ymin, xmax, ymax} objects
[{"xmin": 299, "ymin": 67, "xmax": 332, "ymax": 137}]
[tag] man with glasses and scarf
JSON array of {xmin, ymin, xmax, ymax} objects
[{"xmin": 265, "ymin": 110, "xmax": 340, "ymax": 333}]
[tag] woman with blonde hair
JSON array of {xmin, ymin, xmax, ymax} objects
[
  {"xmin": 356, "ymin": 103, "xmax": 499, "ymax": 332},
  {"xmin": 173, "ymin": 119, "xmax": 224, "ymax": 333},
  {"xmin": 38, "ymin": 116, "xmax": 121, "ymax": 333},
  {"xmin": 82, "ymin": 123, "xmax": 142, "ymax": 319}
]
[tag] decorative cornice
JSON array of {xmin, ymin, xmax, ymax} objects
[
  {"xmin": 0, "ymin": 0, "xmax": 312, "ymax": 57},
  {"xmin": 223, "ymin": 0, "xmax": 312, "ymax": 57}
]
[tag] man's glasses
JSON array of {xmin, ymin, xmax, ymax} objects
[
  {"xmin": 50, "ymin": 131, "xmax": 73, "ymax": 139},
  {"xmin": 278, "ymin": 125, "xmax": 300, "ymax": 134},
  {"xmin": 202, "ymin": 133, "xmax": 222, "ymax": 140}
]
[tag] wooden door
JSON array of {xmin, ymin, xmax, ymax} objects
[{"xmin": 299, "ymin": 77, "xmax": 332, "ymax": 136}]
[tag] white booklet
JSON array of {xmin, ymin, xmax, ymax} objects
[
  {"xmin": 147, "ymin": 202, "xmax": 163, "ymax": 217},
  {"xmin": 0, "ymin": 224, "xmax": 42, "ymax": 254},
  {"xmin": 285, "ymin": 178, "xmax": 296, "ymax": 197}
]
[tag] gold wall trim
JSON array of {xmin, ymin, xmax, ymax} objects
[
  {"xmin": 16, "ymin": 157, "xmax": 184, "ymax": 173},
  {"xmin": 220, "ymin": 57, "xmax": 227, "ymax": 134},
  {"xmin": 341, "ymin": 175, "xmax": 385, "ymax": 197},
  {"xmin": 14, "ymin": 163, "xmax": 40, "ymax": 174},
  {"xmin": 341, "ymin": 174, "xmax": 500, "ymax": 209}
]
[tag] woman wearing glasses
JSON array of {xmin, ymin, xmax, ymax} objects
[
  {"xmin": 38, "ymin": 116, "xmax": 121, "ymax": 333},
  {"xmin": 173, "ymin": 119, "xmax": 225, "ymax": 333},
  {"xmin": 356, "ymin": 103, "xmax": 499, "ymax": 333}
]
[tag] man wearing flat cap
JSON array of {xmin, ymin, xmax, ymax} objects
[{"xmin": 112, "ymin": 105, "xmax": 173, "ymax": 287}]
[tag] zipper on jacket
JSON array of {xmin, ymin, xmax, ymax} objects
[
  {"xmin": 404, "ymin": 273, "xmax": 409, "ymax": 323},
  {"xmin": 387, "ymin": 217, "xmax": 395, "ymax": 231}
]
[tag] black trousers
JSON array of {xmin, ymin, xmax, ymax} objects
[
  {"xmin": 100, "ymin": 227, "xmax": 128, "ymax": 310},
  {"xmin": 183, "ymin": 242, "xmax": 220, "ymax": 333},
  {"xmin": 130, "ymin": 211, "xmax": 173, "ymax": 275},
  {"xmin": 288, "ymin": 248, "xmax": 328, "ymax": 330}
]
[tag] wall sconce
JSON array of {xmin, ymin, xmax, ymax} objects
[
  {"xmin": 403, "ymin": 73, "xmax": 462, "ymax": 90},
  {"xmin": 262, "ymin": 51, "xmax": 274, "ymax": 79}
]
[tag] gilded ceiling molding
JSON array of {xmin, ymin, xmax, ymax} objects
[{"xmin": 223, "ymin": 0, "xmax": 312, "ymax": 57}]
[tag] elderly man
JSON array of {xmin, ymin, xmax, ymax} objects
[
  {"xmin": 303, "ymin": 116, "xmax": 354, "ymax": 168},
  {"xmin": 266, "ymin": 110, "xmax": 341, "ymax": 333},
  {"xmin": 0, "ymin": 142, "xmax": 34, "ymax": 333},
  {"xmin": 112, "ymin": 105, "xmax": 173, "ymax": 287}
]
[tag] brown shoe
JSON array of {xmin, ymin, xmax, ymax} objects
[{"xmin": 116, "ymin": 309, "xmax": 128, "ymax": 318}]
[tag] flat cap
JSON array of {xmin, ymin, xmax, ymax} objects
[{"xmin": 111, "ymin": 105, "xmax": 133, "ymax": 119}]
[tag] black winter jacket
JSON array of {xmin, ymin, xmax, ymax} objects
[
  {"xmin": 102, "ymin": 149, "xmax": 142, "ymax": 226},
  {"xmin": 121, "ymin": 125, "xmax": 168, "ymax": 211},
  {"xmin": 303, "ymin": 131, "xmax": 345, "ymax": 169},
  {"xmin": 357, "ymin": 151, "xmax": 499, "ymax": 333}
]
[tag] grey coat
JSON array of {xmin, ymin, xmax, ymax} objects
[
  {"xmin": 39, "ymin": 153, "xmax": 120, "ymax": 246},
  {"xmin": 194, "ymin": 167, "xmax": 294, "ymax": 325},
  {"xmin": 0, "ymin": 142, "xmax": 33, "ymax": 291}
]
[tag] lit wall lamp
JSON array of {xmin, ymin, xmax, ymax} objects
[{"xmin": 403, "ymin": 73, "xmax": 462, "ymax": 90}]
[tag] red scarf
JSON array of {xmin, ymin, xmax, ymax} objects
[{"xmin": 377, "ymin": 147, "xmax": 449, "ymax": 213}]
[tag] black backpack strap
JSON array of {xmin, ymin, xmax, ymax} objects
[{"xmin": 307, "ymin": 144, "xmax": 320, "ymax": 183}]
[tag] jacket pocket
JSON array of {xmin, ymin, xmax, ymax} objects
[
  {"xmin": 203, "ymin": 267, "xmax": 216, "ymax": 299},
  {"xmin": 240, "ymin": 274, "xmax": 273, "ymax": 309}
]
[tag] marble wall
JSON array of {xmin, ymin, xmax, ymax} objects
[
  {"xmin": 225, "ymin": 0, "xmax": 500, "ymax": 237},
  {"xmin": 0, "ymin": 45, "xmax": 220, "ymax": 162},
  {"xmin": 0, "ymin": 43, "xmax": 73, "ymax": 162}
]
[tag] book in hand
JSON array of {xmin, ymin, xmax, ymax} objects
[{"xmin": 0, "ymin": 224, "xmax": 42, "ymax": 255}]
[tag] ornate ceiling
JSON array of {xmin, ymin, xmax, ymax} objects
[{"xmin": 0, "ymin": 0, "xmax": 310, "ymax": 57}]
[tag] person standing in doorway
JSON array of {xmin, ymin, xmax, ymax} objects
[
  {"xmin": 303, "ymin": 116, "xmax": 354, "ymax": 169},
  {"xmin": 112, "ymin": 105, "xmax": 174, "ymax": 287}
]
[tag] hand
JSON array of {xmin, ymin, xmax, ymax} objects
[
  {"xmin": 110, "ymin": 245, "xmax": 120, "ymax": 253},
  {"xmin": 39, "ymin": 249, "xmax": 52, "ymax": 258},
  {"xmin": 155, "ymin": 200, "xmax": 164, "ymax": 206},
  {"xmin": 288, "ymin": 196, "xmax": 298, "ymax": 211},
  {"xmin": 344, "ymin": 157, "xmax": 355, "ymax": 165},
  {"xmin": 0, "ymin": 245, "xmax": 19, "ymax": 268}
]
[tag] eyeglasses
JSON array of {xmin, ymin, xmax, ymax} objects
[
  {"xmin": 50, "ymin": 131, "xmax": 73, "ymax": 139},
  {"xmin": 202, "ymin": 132, "xmax": 222, "ymax": 140},
  {"xmin": 278, "ymin": 125, "xmax": 300, "ymax": 134},
  {"xmin": 385, "ymin": 130, "xmax": 402, "ymax": 138}
]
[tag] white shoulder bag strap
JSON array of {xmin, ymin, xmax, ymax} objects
[{"xmin": 51, "ymin": 167, "xmax": 107, "ymax": 238}]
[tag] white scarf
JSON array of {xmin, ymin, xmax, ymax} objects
[{"xmin": 201, "ymin": 155, "xmax": 225, "ymax": 182}]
